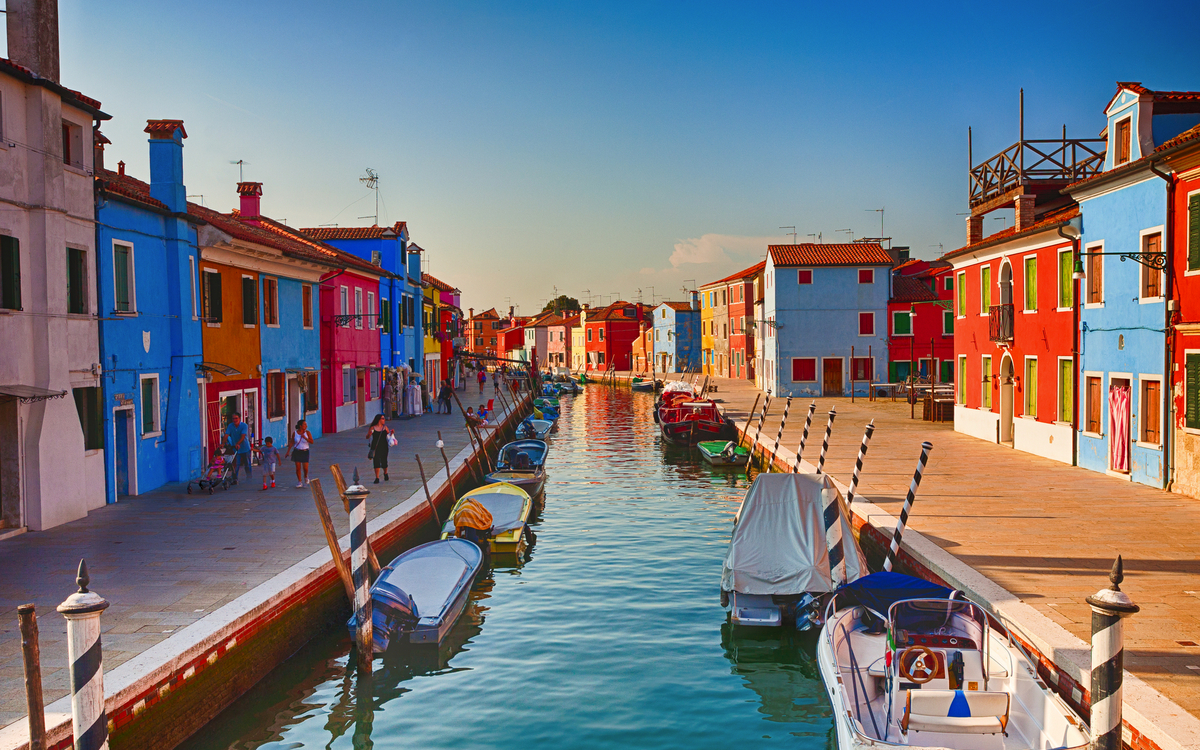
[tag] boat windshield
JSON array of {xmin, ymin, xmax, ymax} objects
[{"xmin": 887, "ymin": 599, "xmax": 986, "ymax": 647}]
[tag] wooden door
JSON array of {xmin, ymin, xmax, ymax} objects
[
  {"xmin": 357, "ymin": 368, "xmax": 367, "ymax": 426},
  {"xmin": 822, "ymin": 359, "xmax": 842, "ymax": 396}
]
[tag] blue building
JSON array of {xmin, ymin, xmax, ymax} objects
[
  {"xmin": 652, "ymin": 298, "xmax": 700, "ymax": 372},
  {"xmin": 95, "ymin": 120, "xmax": 204, "ymax": 502},
  {"xmin": 1067, "ymin": 83, "xmax": 1200, "ymax": 488},
  {"xmin": 302, "ymin": 223, "xmax": 424, "ymax": 376},
  {"xmin": 762, "ymin": 243, "xmax": 894, "ymax": 397}
]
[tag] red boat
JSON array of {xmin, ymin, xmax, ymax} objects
[{"xmin": 657, "ymin": 398, "xmax": 732, "ymax": 444}]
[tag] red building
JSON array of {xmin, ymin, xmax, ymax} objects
[
  {"xmin": 886, "ymin": 258, "xmax": 955, "ymax": 383},
  {"xmin": 466, "ymin": 307, "xmax": 502, "ymax": 357},
  {"xmin": 1156, "ymin": 123, "xmax": 1200, "ymax": 499},
  {"xmin": 584, "ymin": 301, "xmax": 647, "ymax": 371},
  {"xmin": 497, "ymin": 322, "xmax": 525, "ymax": 362},
  {"xmin": 725, "ymin": 261, "xmax": 764, "ymax": 381}
]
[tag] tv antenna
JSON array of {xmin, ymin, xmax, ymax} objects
[
  {"xmin": 647, "ymin": 286, "xmax": 655, "ymax": 305},
  {"xmin": 929, "ymin": 243, "xmax": 944, "ymax": 253},
  {"xmin": 780, "ymin": 226, "xmax": 797, "ymax": 244},
  {"xmin": 359, "ymin": 168, "xmax": 380, "ymax": 225},
  {"xmin": 866, "ymin": 208, "xmax": 884, "ymax": 237},
  {"xmin": 836, "ymin": 228, "xmax": 854, "ymax": 242},
  {"xmin": 186, "ymin": 194, "xmax": 205, "ymax": 206},
  {"xmin": 229, "ymin": 160, "xmax": 249, "ymax": 181},
  {"xmin": 807, "ymin": 232, "xmax": 822, "ymax": 243}
]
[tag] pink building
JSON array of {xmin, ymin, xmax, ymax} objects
[{"xmin": 320, "ymin": 269, "xmax": 384, "ymax": 432}]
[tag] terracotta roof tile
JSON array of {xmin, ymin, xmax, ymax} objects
[
  {"xmin": 1155, "ymin": 123, "xmax": 1200, "ymax": 154},
  {"xmin": 96, "ymin": 168, "xmax": 170, "ymax": 211},
  {"xmin": 472, "ymin": 308, "xmax": 500, "ymax": 319},
  {"xmin": 943, "ymin": 206, "xmax": 1079, "ymax": 260},
  {"xmin": 703, "ymin": 260, "xmax": 766, "ymax": 288},
  {"xmin": 299, "ymin": 222, "xmax": 407, "ymax": 240},
  {"xmin": 658, "ymin": 301, "xmax": 695, "ymax": 312},
  {"xmin": 557, "ymin": 314, "xmax": 581, "ymax": 327},
  {"xmin": 422, "ymin": 272, "xmax": 457, "ymax": 293},
  {"xmin": 586, "ymin": 301, "xmax": 647, "ymax": 322},
  {"xmin": 768, "ymin": 242, "xmax": 893, "ymax": 267},
  {"xmin": 891, "ymin": 275, "xmax": 938, "ymax": 303}
]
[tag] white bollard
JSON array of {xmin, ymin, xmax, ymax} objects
[
  {"xmin": 346, "ymin": 470, "xmax": 374, "ymax": 674},
  {"xmin": 57, "ymin": 560, "xmax": 109, "ymax": 750},
  {"xmin": 1086, "ymin": 556, "xmax": 1139, "ymax": 750}
]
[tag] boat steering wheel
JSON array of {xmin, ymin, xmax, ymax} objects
[{"xmin": 900, "ymin": 645, "xmax": 939, "ymax": 684}]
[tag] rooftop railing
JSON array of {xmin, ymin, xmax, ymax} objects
[{"xmin": 969, "ymin": 138, "xmax": 1105, "ymax": 208}]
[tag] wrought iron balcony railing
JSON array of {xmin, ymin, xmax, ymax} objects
[{"xmin": 989, "ymin": 303, "xmax": 1014, "ymax": 343}]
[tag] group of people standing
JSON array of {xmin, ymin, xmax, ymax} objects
[{"xmin": 222, "ymin": 413, "xmax": 315, "ymax": 489}]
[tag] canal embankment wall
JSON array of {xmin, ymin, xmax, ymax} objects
[
  {"xmin": 732, "ymin": 416, "xmax": 1200, "ymax": 750},
  {"xmin": 0, "ymin": 393, "xmax": 533, "ymax": 750}
]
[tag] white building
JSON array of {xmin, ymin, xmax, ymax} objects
[{"xmin": 0, "ymin": 0, "xmax": 111, "ymax": 532}]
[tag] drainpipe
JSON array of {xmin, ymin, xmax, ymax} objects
[
  {"xmin": 94, "ymin": 176, "xmax": 113, "ymax": 504},
  {"xmin": 1060, "ymin": 217, "xmax": 1083, "ymax": 468},
  {"xmin": 1150, "ymin": 160, "xmax": 1174, "ymax": 492}
]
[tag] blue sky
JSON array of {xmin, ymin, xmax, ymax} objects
[{"xmin": 39, "ymin": 1, "xmax": 1200, "ymax": 313}]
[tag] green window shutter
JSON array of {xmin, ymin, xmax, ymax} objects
[
  {"xmin": 67, "ymin": 248, "xmax": 86, "ymax": 314},
  {"xmin": 242, "ymin": 277, "xmax": 257, "ymax": 325},
  {"xmin": 1059, "ymin": 359, "xmax": 1073, "ymax": 423},
  {"xmin": 943, "ymin": 310, "xmax": 954, "ymax": 334},
  {"xmin": 1058, "ymin": 251, "xmax": 1073, "ymax": 308},
  {"xmin": 113, "ymin": 246, "xmax": 130, "ymax": 312},
  {"xmin": 1025, "ymin": 359, "xmax": 1038, "ymax": 416},
  {"xmin": 1, "ymin": 235, "xmax": 21, "ymax": 310},
  {"xmin": 940, "ymin": 360, "xmax": 953, "ymax": 383},
  {"xmin": 141, "ymin": 378, "xmax": 155, "ymax": 433},
  {"xmin": 1187, "ymin": 354, "xmax": 1200, "ymax": 430},
  {"xmin": 958, "ymin": 358, "xmax": 967, "ymax": 403},
  {"xmin": 1189, "ymin": 195, "xmax": 1200, "ymax": 272},
  {"xmin": 894, "ymin": 311, "xmax": 911, "ymax": 336},
  {"xmin": 1024, "ymin": 257, "xmax": 1037, "ymax": 310},
  {"xmin": 957, "ymin": 272, "xmax": 966, "ymax": 317},
  {"xmin": 981, "ymin": 267, "xmax": 991, "ymax": 312},
  {"xmin": 207, "ymin": 272, "xmax": 223, "ymax": 322}
]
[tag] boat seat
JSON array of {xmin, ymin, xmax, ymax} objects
[{"xmin": 901, "ymin": 689, "xmax": 1010, "ymax": 735}]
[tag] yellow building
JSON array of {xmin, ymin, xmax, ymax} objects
[
  {"xmin": 699, "ymin": 285, "xmax": 714, "ymax": 376},
  {"xmin": 572, "ymin": 308, "xmax": 587, "ymax": 371},
  {"xmin": 422, "ymin": 283, "xmax": 439, "ymax": 381}
]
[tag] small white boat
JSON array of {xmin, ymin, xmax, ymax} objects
[{"xmin": 818, "ymin": 572, "xmax": 1089, "ymax": 749}]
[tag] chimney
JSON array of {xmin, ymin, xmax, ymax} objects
[
  {"xmin": 1014, "ymin": 194, "xmax": 1036, "ymax": 231},
  {"xmin": 895, "ymin": 246, "xmax": 910, "ymax": 262},
  {"xmin": 238, "ymin": 182, "xmax": 263, "ymax": 218},
  {"xmin": 967, "ymin": 215, "xmax": 984, "ymax": 246},
  {"xmin": 6, "ymin": 0, "xmax": 60, "ymax": 83},
  {"xmin": 145, "ymin": 120, "xmax": 187, "ymax": 213},
  {"xmin": 93, "ymin": 127, "xmax": 110, "ymax": 172},
  {"xmin": 509, "ymin": 305, "xmax": 515, "ymax": 318},
  {"xmin": 468, "ymin": 307, "xmax": 474, "ymax": 318},
  {"xmin": 690, "ymin": 290, "xmax": 700, "ymax": 310}
]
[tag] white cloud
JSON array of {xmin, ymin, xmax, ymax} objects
[{"xmin": 668, "ymin": 234, "xmax": 781, "ymax": 268}]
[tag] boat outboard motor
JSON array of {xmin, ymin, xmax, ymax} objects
[
  {"xmin": 521, "ymin": 421, "xmax": 536, "ymax": 439},
  {"xmin": 513, "ymin": 451, "xmax": 533, "ymax": 471},
  {"xmin": 369, "ymin": 580, "xmax": 420, "ymax": 650}
]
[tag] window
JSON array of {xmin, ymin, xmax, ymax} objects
[
  {"xmin": 1024, "ymin": 358, "xmax": 1037, "ymax": 417},
  {"xmin": 0, "ymin": 235, "xmax": 20, "ymax": 310},
  {"xmin": 1086, "ymin": 245, "xmax": 1103, "ymax": 304},
  {"xmin": 242, "ymin": 276, "xmax": 258, "ymax": 326},
  {"xmin": 981, "ymin": 356, "xmax": 992, "ymax": 408},
  {"xmin": 67, "ymin": 247, "xmax": 87, "ymax": 314},
  {"xmin": 343, "ymin": 367, "xmax": 355, "ymax": 404},
  {"xmin": 140, "ymin": 375, "xmax": 160, "ymax": 435},
  {"xmin": 791, "ymin": 357, "xmax": 817, "ymax": 382},
  {"xmin": 858, "ymin": 312, "xmax": 875, "ymax": 336},
  {"xmin": 892, "ymin": 311, "xmax": 912, "ymax": 336},
  {"xmin": 189, "ymin": 256, "xmax": 197, "ymax": 319},
  {"xmin": 490, "ymin": 337, "xmax": 497, "ymax": 345},
  {"xmin": 263, "ymin": 277, "xmax": 278, "ymax": 326},
  {"xmin": 1115, "ymin": 118, "xmax": 1131, "ymax": 166},
  {"xmin": 340, "ymin": 286, "xmax": 349, "ymax": 318},
  {"xmin": 112, "ymin": 243, "xmax": 133, "ymax": 313},
  {"xmin": 943, "ymin": 310, "xmax": 954, "ymax": 335},
  {"xmin": 1141, "ymin": 233, "xmax": 1163, "ymax": 298},
  {"xmin": 956, "ymin": 271, "xmax": 966, "ymax": 317},
  {"xmin": 1189, "ymin": 194, "xmax": 1200, "ymax": 272},
  {"xmin": 851, "ymin": 357, "xmax": 872, "ymax": 381},
  {"xmin": 266, "ymin": 372, "xmax": 285, "ymax": 419},
  {"xmin": 1141, "ymin": 379, "xmax": 1161, "ymax": 444},
  {"xmin": 305, "ymin": 372, "xmax": 320, "ymax": 413},
  {"xmin": 1058, "ymin": 359, "xmax": 1073, "ymax": 423},
  {"xmin": 371, "ymin": 369, "xmax": 381, "ymax": 399},
  {"xmin": 797, "ymin": 269, "xmax": 813, "ymax": 285},
  {"xmin": 944, "ymin": 276, "xmax": 953, "ymax": 292},
  {"xmin": 980, "ymin": 266, "xmax": 991, "ymax": 313},
  {"xmin": 1058, "ymin": 250, "xmax": 1073, "ymax": 308},
  {"xmin": 354, "ymin": 289, "xmax": 363, "ymax": 329},
  {"xmin": 367, "ymin": 292, "xmax": 375, "ymax": 330},
  {"xmin": 1087, "ymin": 376, "xmax": 1103, "ymax": 434},
  {"xmin": 380, "ymin": 297, "xmax": 389, "ymax": 333},
  {"xmin": 302, "ymin": 284, "xmax": 313, "ymax": 328},
  {"xmin": 61, "ymin": 121, "xmax": 82, "ymax": 167},
  {"xmin": 1023, "ymin": 256, "xmax": 1037, "ymax": 311},
  {"xmin": 73, "ymin": 387, "xmax": 103, "ymax": 450},
  {"xmin": 587, "ymin": 328, "xmax": 593, "ymax": 342},
  {"xmin": 940, "ymin": 360, "xmax": 953, "ymax": 384},
  {"xmin": 958, "ymin": 356, "xmax": 967, "ymax": 404},
  {"xmin": 598, "ymin": 352, "xmax": 605, "ymax": 365},
  {"xmin": 476, "ymin": 337, "xmax": 483, "ymax": 346},
  {"xmin": 599, "ymin": 328, "xmax": 605, "ymax": 341},
  {"xmin": 1186, "ymin": 354, "xmax": 1200, "ymax": 430},
  {"xmin": 203, "ymin": 270, "xmax": 222, "ymax": 323},
  {"xmin": 858, "ymin": 268, "xmax": 874, "ymax": 284}
]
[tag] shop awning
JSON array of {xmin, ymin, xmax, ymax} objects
[
  {"xmin": 195, "ymin": 362, "xmax": 240, "ymax": 377},
  {"xmin": 0, "ymin": 385, "xmax": 69, "ymax": 404}
]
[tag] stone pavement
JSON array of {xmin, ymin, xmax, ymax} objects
[
  {"xmin": 0, "ymin": 384, "xmax": 513, "ymax": 729},
  {"xmin": 670, "ymin": 372, "xmax": 1200, "ymax": 719}
]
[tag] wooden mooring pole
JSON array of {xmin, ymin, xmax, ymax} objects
[
  {"xmin": 310, "ymin": 478, "xmax": 355, "ymax": 602},
  {"xmin": 17, "ymin": 604, "xmax": 46, "ymax": 750},
  {"xmin": 331, "ymin": 465, "xmax": 380, "ymax": 579},
  {"xmin": 414, "ymin": 454, "xmax": 443, "ymax": 528}
]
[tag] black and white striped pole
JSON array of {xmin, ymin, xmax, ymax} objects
[
  {"xmin": 816, "ymin": 408, "xmax": 837, "ymax": 474},
  {"xmin": 883, "ymin": 441, "xmax": 932, "ymax": 572},
  {"xmin": 750, "ymin": 392, "xmax": 772, "ymax": 449},
  {"xmin": 56, "ymin": 560, "xmax": 109, "ymax": 750},
  {"xmin": 1086, "ymin": 556, "xmax": 1139, "ymax": 750},
  {"xmin": 822, "ymin": 479, "xmax": 848, "ymax": 588},
  {"xmin": 846, "ymin": 420, "xmax": 875, "ymax": 503},
  {"xmin": 767, "ymin": 396, "xmax": 792, "ymax": 471},
  {"xmin": 346, "ymin": 469, "xmax": 374, "ymax": 674},
  {"xmin": 793, "ymin": 401, "xmax": 817, "ymax": 472}
]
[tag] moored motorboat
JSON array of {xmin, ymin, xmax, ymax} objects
[
  {"xmin": 658, "ymin": 398, "xmax": 732, "ymax": 444},
  {"xmin": 721, "ymin": 473, "xmax": 865, "ymax": 629},
  {"xmin": 818, "ymin": 572, "xmax": 1089, "ymax": 749},
  {"xmin": 517, "ymin": 418, "xmax": 554, "ymax": 440},
  {"xmin": 631, "ymin": 377, "xmax": 656, "ymax": 392},
  {"xmin": 348, "ymin": 538, "xmax": 482, "ymax": 652},
  {"xmin": 698, "ymin": 440, "xmax": 750, "ymax": 466},
  {"xmin": 484, "ymin": 467, "xmax": 546, "ymax": 499},
  {"xmin": 442, "ymin": 482, "xmax": 533, "ymax": 556},
  {"xmin": 498, "ymin": 438, "xmax": 549, "ymax": 469}
]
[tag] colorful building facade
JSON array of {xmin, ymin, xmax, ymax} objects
[
  {"xmin": 725, "ymin": 261, "xmax": 764, "ymax": 381},
  {"xmin": 651, "ymin": 300, "xmax": 700, "ymax": 373},
  {"xmin": 584, "ymin": 301, "xmax": 647, "ymax": 371},
  {"xmin": 887, "ymin": 259, "xmax": 955, "ymax": 383}
]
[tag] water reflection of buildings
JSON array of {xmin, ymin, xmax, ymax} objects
[{"xmin": 720, "ymin": 622, "xmax": 833, "ymax": 736}]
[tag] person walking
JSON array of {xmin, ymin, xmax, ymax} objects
[
  {"xmin": 223, "ymin": 412, "xmax": 252, "ymax": 485},
  {"xmin": 438, "ymin": 379, "xmax": 453, "ymax": 414},
  {"xmin": 260, "ymin": 437, "xmax": 280, "ymax": 490},
  {"xmin": 478, "ymin": 368, "xmax": 486, "ymax": 392},
  {"xmin": 366, "ymin": 414, "xmax": 394, "ymax": 483},
  {"xmin": 284, "ymin": 419, "xmax": 315, "ymax": 487}
]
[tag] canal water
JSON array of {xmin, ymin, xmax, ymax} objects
[{"xmin": 182, "ymin": 387, "xmax": 834, "ymax": 749}]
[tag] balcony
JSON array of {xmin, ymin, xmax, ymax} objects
[
  {"xmin": 988, "ymin": 304, "xmax": 1014, "ymax": 343},
  {"xmin": 970, "ymin": 138, "xmax": 1105, "ymax": 210}
]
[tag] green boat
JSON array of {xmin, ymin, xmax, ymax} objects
[
  {"xmin": 534, "ymin": 397, "xmax": 560, "ymax": 409},
  {"xmin": 697, "ymin": 440, "xmax": 750, "ymax": 467}
]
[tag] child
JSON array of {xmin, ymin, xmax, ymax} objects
[{"xmin": 260, "ymin": 437, "xmax": 280, "ymax": 490}]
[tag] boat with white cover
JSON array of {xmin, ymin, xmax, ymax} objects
[
  {"xmin": 817, "ymin": 572, "xmax": 1089, "ymax": 749},
  {"xmin": 721, "ymin": 473, "xmax": 865, "ymax": 629}
]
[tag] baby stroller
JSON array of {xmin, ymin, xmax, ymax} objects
[{"xmin": 187, "ymin": 446, "xmax": 236, "ymax": 494}]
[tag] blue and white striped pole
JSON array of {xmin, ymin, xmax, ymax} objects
[
  {"xmin": 816, "ymin": 408, "xmax": 837, "ymax": 474},
  {"xmin": 883, "ymin": 441, "xmax": 932, "ymax": 572},
  {"xmin": 57, "ymin": 560, "xmax": 109, "ymax": 750},
  {"xmin": 822, "ymin": 479, "xmax": 848, "ymax": 587},
  {"xmin": 793, "ymin": 401, "xmax": 817, "ymax": 472},
  {"xmin": 767, "ymin": 396, "xmax": 792, "ymax": 471},
  {"xmin": 846, "ymin": 420, "xmax": 875, "ymax": 503},
  {"xmin": 1086, "ymin": 556, "xmax": 1139, "ymax": 750},
  {"xmin": 346, "ymin": 469, "xmax": 374, "ymax": 674}
]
